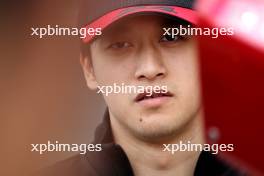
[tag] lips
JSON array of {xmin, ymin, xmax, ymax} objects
[{"xmin": 135, "ymin": 91, "xmax": 173, "ymax": 102}]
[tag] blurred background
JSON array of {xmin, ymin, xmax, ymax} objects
[{"xmin": 1, "ymin": 1, "xmax": 106, "ymax": 176}]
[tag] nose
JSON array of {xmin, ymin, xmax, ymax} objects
[{"xmin": 135, "ymin": 46, "xmax": 167, "ymax": 81}]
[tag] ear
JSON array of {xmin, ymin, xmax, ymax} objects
[{"xmin": 80, "ymin": 53, "xmax": 98, "ymax": 90}]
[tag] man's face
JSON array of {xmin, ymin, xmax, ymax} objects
[{"xmin": 82, "ymin": 14, "xmax": 202, "ymax": 141}]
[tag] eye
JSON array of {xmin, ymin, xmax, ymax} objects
[
  {"xmin": 108, "ymin": 42, "xmax": 132, "ymax": 49},
  {"xmin": 160, "ymin": 34, "xmax": 187, "ymax": 43}
]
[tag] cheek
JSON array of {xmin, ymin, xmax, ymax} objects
[
  {"xmin": 165, "ymin": 45, "xmax": 201, "ymax": 95},
  {"xmin": 166, "ymin": 48, "xmax": 199, "ymax": 79},
  {"xmin": 93, "ymin": 58, "xmax": 135, "ymax": 85},
  {"xmin": 102, "ymin": 93, "xmax": 132, "ymax": 122}
]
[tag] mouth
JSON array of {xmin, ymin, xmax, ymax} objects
[{"xmin": 135, "ymin": 91, "xmax": 173, "ymax": 103}]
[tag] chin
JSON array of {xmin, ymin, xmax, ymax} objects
[
  {"xmin": 131, "ymin": 114, "xmax": 184, "ymax": 141},
  {"xmin": 134, "ymin": 125, "xmax": 179, "ymax": 142}
]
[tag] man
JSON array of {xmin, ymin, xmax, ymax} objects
[{"xmin": 38, "ymin": 0, "xmax": 245, "ymax": 175}]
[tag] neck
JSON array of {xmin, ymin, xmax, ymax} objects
[{"xmin": 110, "ymin": 110, "xmax": 205, "ymax": 176}]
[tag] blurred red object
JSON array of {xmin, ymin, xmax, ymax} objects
[{"xmin": 197, "ymin": 0, "xmax": 264, "ymax": 175}]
